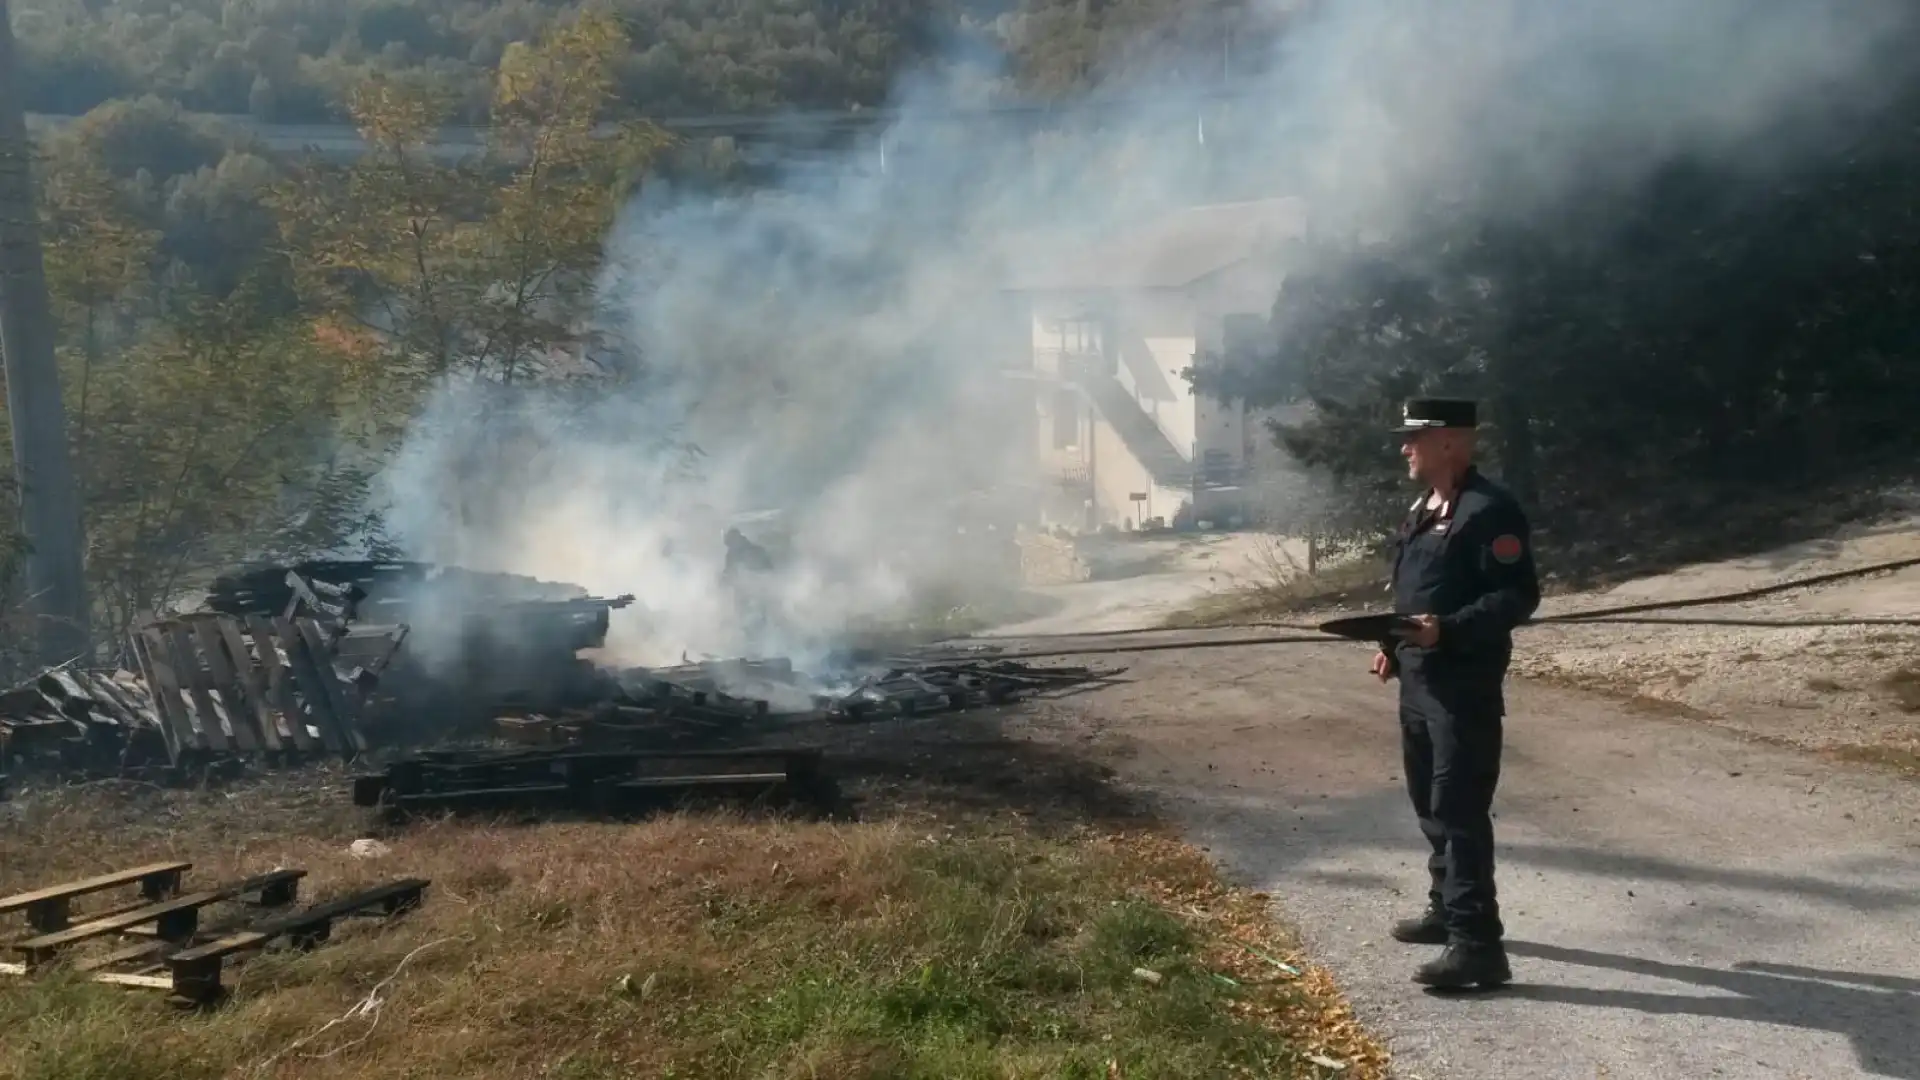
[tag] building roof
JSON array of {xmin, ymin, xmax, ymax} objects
[{"xmin": 1006, "ymin": 197, "xmax": 1306, "ymax": 293}]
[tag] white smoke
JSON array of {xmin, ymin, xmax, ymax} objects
[{"xmin": 377, "ymin": 0, "xmax": 1914, "ymax": 669}]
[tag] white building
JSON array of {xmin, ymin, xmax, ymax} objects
[{"xmin": 1004, "ymin": 198, "xmax": 1306, "ymax": 531}]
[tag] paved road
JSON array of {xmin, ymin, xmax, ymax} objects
[{"xmin": 1043, "ymin": 638, "xmax": 1920, "ymax": 1079}]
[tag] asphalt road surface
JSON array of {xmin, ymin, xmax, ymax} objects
[{"xmin": 1040, "ymin": 635, "xmax": 1920, "ymax": 1079}]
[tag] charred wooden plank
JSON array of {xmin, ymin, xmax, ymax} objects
[
  {"xmin": 211, "ymin": 618, "xmax": 281, "ymax": 753},
  {"xmin": 132, "ymin": 629, "xmax": 197, "ymax": 760},
  {"xmin": 89, "ymin": 674, "xmax": 156, "ymax": 729},
  {"xmin": 273, "ymin": 617, "xmax": 344, "ymax": 755},
  {"xmin": 166, "ymin": 878, "xmax": 427, "ymax": 1004},
  {"xmin": 296, "ymin": 618, "xmax": 366, "ymax": 753},
  {"xmin": 166, "ymin": 624, "xmax": 234, "ymax": 753},
  {"xmin": 188, "ymin": 618, "xmax": 260, "ymax": 753},
  {"xmin": 248, "ymin": 616, "xmax": 316, "ymax": 753},
  {"xmin": 70, "ymin": 672, "xmax": 130, "ymax": 727}
]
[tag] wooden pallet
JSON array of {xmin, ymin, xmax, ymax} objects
[
  {"xmin": 0, "ymin": 865, "xmax": 304, "ymax": 974},
  {"xmin": 0, "ymin": 864, "xmax": 427, "ymax": 1004},
  {"xmin": 0, "ymin": 860, "xmax": 190, "ymax": 935},
  {"xmin": 126, "ymin": 613, "xmax": 378, "ymax": 763},
  {"xmin": 160, "ymin": 878, "xmax": 429, "ymax": 1004},
  {"xmin": 352, "ymin": 746, "xmax": 839, "ymax": 817}
]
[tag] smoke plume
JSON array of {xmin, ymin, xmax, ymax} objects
[{"xmin": 378, "ymin": 0, "xmax": 1914, "ymax": 669}]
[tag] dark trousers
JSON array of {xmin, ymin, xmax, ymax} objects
[{"xmin": 1400, "ymin": 700, "xmax": 1505, "ymax": 945}]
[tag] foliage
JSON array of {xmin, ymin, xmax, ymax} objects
[
  {"xmin": 274, "ymin": 13, "xmax": 666, "ymax": 423},
  {"xmin": 11, "ymin": 0, "xmax": 1251, "ymax": 122},
  {"xmin": 0, "ymin": 12, "xmax": 661, "ymax": 661},
  {"xmin": 36, "ymin": 98, "xmax": 292, "ymax": 297},
  {"xmin": 71, "ymin": 288, "xmax": 379, "ymax": 643}
]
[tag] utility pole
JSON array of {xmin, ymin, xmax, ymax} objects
[{"xmin": 0, "ymin": 0, "xmax": 91, "ymax": 665}]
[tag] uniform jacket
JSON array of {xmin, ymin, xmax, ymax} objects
[{"xmin": 1390, "ymin": 466, "xmax": 1541, "ymax": 718}]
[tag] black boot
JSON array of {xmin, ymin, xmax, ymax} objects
[
  {"xmin": 1388, "ymin": 905, "xmax": 1449, "ymax": 945},
  {"xmin": 1413, "ymin": 942, "xmax": 1512, "ymax": 990}
]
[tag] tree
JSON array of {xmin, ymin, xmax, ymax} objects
[
  {"xmin": 0, "ymin": 0, "xmax": 90, "ymax": 664},
  {"xmin": 276, "ymin": 13, "xmax": 667, "ymax": 409},
  {"xmin": 71, "ymin": 282, "xmax": 379, "ymax": 641}
]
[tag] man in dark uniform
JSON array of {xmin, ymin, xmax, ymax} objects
[{"xmin": 1371, "ymin": 397, "xmax": 1540, "ymax": 989}]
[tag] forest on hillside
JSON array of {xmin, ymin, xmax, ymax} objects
[{"xmin": 12, "ymin": 0, "xmax": 1273, "ymax": 121}]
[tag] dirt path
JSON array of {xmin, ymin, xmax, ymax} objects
[{"xmin": 1008, "ymin": 635, "xmax": 1920, "ymax": 1079}]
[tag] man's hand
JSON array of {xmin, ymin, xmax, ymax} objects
[
  {"xmin": 1370, "ymin": 650, "xmax": 1395, "ymax": 683},
  {"xmin": 1395, "ymin": 614, "xmax": 1441, "ymax": 648}
]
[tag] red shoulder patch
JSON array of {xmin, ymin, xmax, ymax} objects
[{"xmin": 1490, "ymin": 534, "xmax": 1525, "ymax": 564}]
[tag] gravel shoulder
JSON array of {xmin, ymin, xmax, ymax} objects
[{"xmin": 1517, "ymin": 515, "xmax": 1920, "ymax": 769}]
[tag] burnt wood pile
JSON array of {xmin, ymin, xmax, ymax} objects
[
  {"xmin": 206, "ymin": 560, "xmax": 635, "ymax": 721},
  {"xmin": 0, "ymin": 860, "xmax": 427, "ymax": 1005},
  {"xmin": 0, "ymin": 561, "xmax": 636, "ymax": 780},
  {"xmin": 825, "ymin": 658, "xmax": 1127, "ymax": 719},
  {"xmin": 0, "ymin": 613, "xmax": 403, "ymax": 775},
  {"xmin": 485, "ymin": 656, "xmax": 1127, "ymax": 751},
  {"xmin": 625, "ymin": 655, "xmax": 1126, "ymax": 720},
  {"xmin": 351, "ymin": 745, "xmax": 839, "ymax": 817}
]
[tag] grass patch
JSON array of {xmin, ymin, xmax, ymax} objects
[{"xmin": 0, "ymin": 810, "xmax": 1384, "ymax": 1079}]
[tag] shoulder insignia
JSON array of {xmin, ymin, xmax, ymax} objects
[{"xmin": 1490, "ymin": 534, "xmax": 1525, "ymax": 564}]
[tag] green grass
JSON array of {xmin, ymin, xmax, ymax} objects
[{"xmin": 0, "ymin": 815, "xmax": 1382, "ymax": 1080}]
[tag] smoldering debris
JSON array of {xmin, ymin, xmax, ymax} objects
[
  {"xmin": 0, "ymin": 557, "xmax": 1119, "ymax": 797},
  {"xmin": 205, "ymin": 560, "xmax": 637, "ymax": 718},
  {"xmin": 490, "ymin": 656, "xmax": 1125, "ymax": 751},
  {"xmin": 0, "ymin": 612, "xmax": 401, "ymax": 780},
  {"xmin": 0, "ymin": 561, "xmax": 635, "ymax": 784}
]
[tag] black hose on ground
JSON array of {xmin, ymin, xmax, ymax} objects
[
  {"xmin": 942, "ymin": 553, "xmax": 1920, "ymax": 660},
  {"xmin": 1539, "ymin": 554, "xmax": 1920, "ymax": 621}
]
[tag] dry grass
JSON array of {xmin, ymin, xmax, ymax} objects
[{"xmin": 0, "ymin": 779, "xmax": 1385, "ymax": 1080}]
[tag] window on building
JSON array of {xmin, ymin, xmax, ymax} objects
[{"xmin": 1052, "ymin": 389, "xmax": 1080, "ymax": 448}]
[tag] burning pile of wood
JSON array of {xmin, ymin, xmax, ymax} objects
[
  {"xmin": 0, "ymin": 612, "xmax": 402, "ymax": 777},
  {"xmin": 0, "ymin": 561, "xmax": 635, "ymax": 780},
  {"xmin": 488, "ymin": 655, "xmax": 1127, "ymax": 748},
  {"xmin": 825, "ymin": 658, "xmax": 1125, "ymax": 719},
  {"xmin": 206, "ymin": 560, "xmax": 635, "ymax": 718}
]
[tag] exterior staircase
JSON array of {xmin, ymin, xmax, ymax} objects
[{"xmin": 1073, "ymin": 368, "xmax": 1193, "ymax": 489}]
